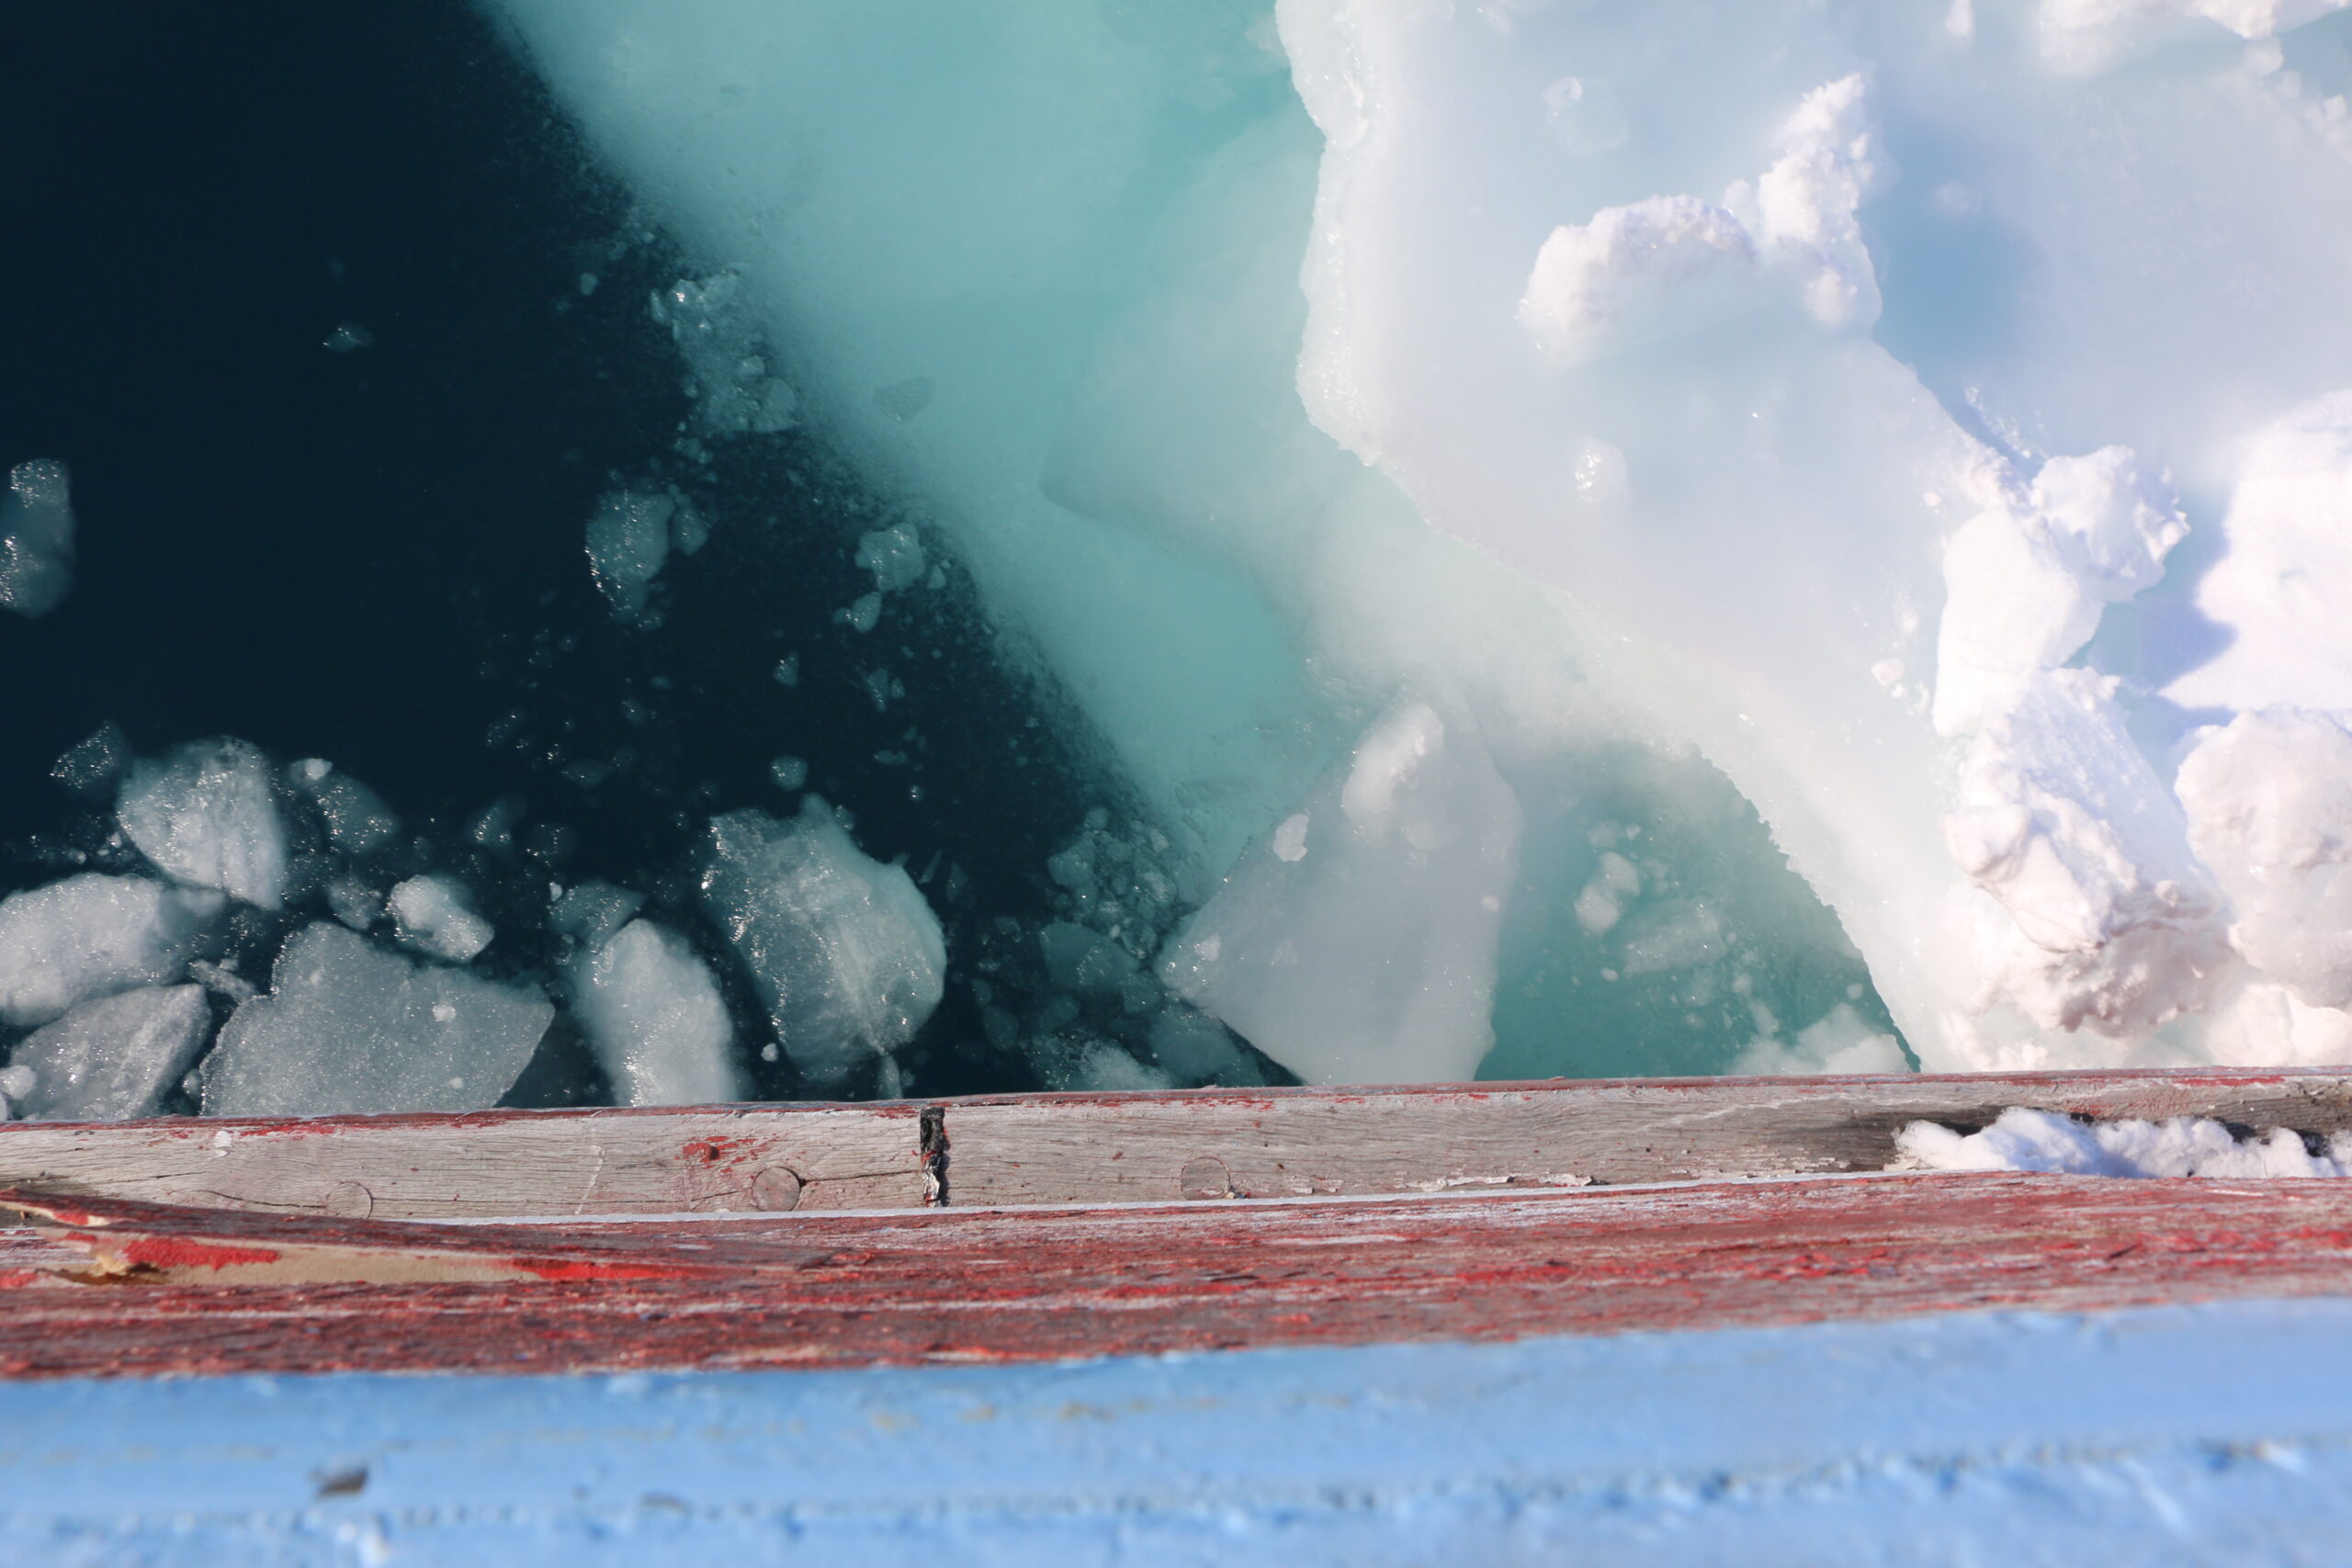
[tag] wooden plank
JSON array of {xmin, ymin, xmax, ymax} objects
[
  {"xmin": 3, "ymin": 1171, "xmax": 2352, "ymax": 1378},
  {"xmin": 937, "ymin": 1067, "xmax": 2352, "ymax": 1204},
  {"xmin": 7, "ymin": 1066, "xmax": 2352, "ymax": 1219},
  {"xmin": 0, "ymin": 1103, "xmax": 932, "ymax": 1219}
]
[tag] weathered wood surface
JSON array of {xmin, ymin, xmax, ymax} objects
[
  {"xmin": 0, "ymin": 1103, "xmax": 931, "ymax": 1219},
  {"xmin": 6, "ymin": 1066, "xmax": 2352, "ymax": 1217},
  {"xmin": 935, "ymin": 1067, "xmax": 2352, "ymax": 1205},
  {"xmin": 6, "ymin": 1170, "xmax": 2352, "ymax": 1378}
]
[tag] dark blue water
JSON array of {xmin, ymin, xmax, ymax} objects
[{"xmin": 0, "ymin": 3, "xmax": 1283, "ymax": 1103}]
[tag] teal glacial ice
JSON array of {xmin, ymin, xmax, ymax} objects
[{"xmin": 472, "ymin": 0, "xmax": 2352, "ymax": 1081}]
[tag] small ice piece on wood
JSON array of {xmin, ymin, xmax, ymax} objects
[
  {"xmin": 201, "ymin": 922, "xmax": 551, "ymax": 1116},
  {"xmin": 8, "ymin": 985, "xmax": 212, "ymax": 1121},
  {"xmin": 0, "ymin": 874, "xmax": 223, "ymax": 1028},
  {"xmin": 700, "ymin": 798, "xmax": 946, "ymax": 1086},
  {"xmin": 1160, "ymin": 700, "xmax": 1521, "ymax": 1085},
  {"xmin": 387, "ymin": 875, "xmax": 494, "ymax": 964},
  {"xmin": 116, "ymin": 738, "xmax": 290, "ymax": 909},
  {"xmin": 51, "ymin": 720, "xmax": 130, "ymax": 799},
  {"xmin": 1897, "ymin": 1106, "xmax": 2352, "ymax": 1179},
  {"xmin": 0, "ymin": 458, "xmax": 74, "ymax": 618},
  {"xmin": 569, "ymin": 918, "xmax": 742, "ymax": 1106}
]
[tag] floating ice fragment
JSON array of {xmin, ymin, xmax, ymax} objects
[
  {"xmin": 8, "ymin": 985, "xmax": 213, "ymax": 1121},
  {"xmin": 1162, "ymin": 701, "xmax": 1521, "ymax": 1084},
  {"xmin": 854, "ymin": 525, "xmax": 927, "ymax": 593},
  {"xmin": 117, "ymin": 738, "xmax": 290, "ymax": 909},
  {"xmin": 322, "ymin": 321, "xmax": 375, "ymax": 352},
  {"xmin": 768, "ymin": 755, "xmax": 808, "ymax": 792},
  {"xmin": 0, "ymin": 874, "xmax": 223, "ymax": 1028},
  {"xmin": 1037, "ymin": 921, "xmax": 1141, "ymax": 997},
  {"xmin": 1271, "ymin": 813, "xmax": 1310, "ymax": 863},
  {"xmin": 700, "ymin": 798, "xmax": 946, "ymax": 1086},
  {"xmin": 584, "ymin": 488, "xmax": 676, "ymax": 626},
  {"xmin": 650, "ymin": 270, "xmax": 797, "ymax": 434},
  {"xmin": 51, "ymin": 720, "xmax": 130, "ymax": 799},
  {"xmin": 286, "ymin": 758, "xmax": 401, "ymax": 856},
  {"xmin": 201, "ymin": 923, "xmax": 551, "ymax": 1116},
  {"xmin": 0, "ymin": 459, "xmax": 73, "ymax": 618},
  {"xmin": 569, "ymin": 918, "xmax": 743, "ymax": 1106},
  {"xmin": 387, "ymin": 875, "xmax": 495, "ymax": 964},
  {"xmin": 1733, "ymin": 1002, "xmax": 1908, "ymax": 1077}
]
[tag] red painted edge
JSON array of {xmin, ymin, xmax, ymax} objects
[{"xmin": 6, "ymin": 1172, "xmax": 2352, "ymax": 1380}]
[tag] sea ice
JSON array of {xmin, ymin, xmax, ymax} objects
[
  {"xmin": 387, "ymin": 874, "xmax": 495, "ymax": 964},
  {"xmin": 201, "ymin": 922, "xmax": 552, "ymax": 1116},
  {"xmin": 700, "ymin": 798, "xmax": 946, "ymax": 1086},
  {"xmin": 6, "ymin": 985, "xmax": 213, "ymax": 1121},
  {"xmin": 0, "ymin": 458, "xmax": 73, "ymax": 618},
  {"xmin": 486, "ymin": 0, "xmax": 2352, "ymax": 1080},
  {"xmin": 0, "ymin": 874, "xmax": 222, "ymax": 1028},
  {"xmin": 568, "ymin": 918, "xmax": 743, "ymax": 1106},
  {"xmin": 117, "ymin": 738, "xmax": 290, "ymax": 909}
]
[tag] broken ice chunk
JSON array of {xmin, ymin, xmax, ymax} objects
[
  {"xmin": 569, "ymin": 918, "xmax": 743, "ymax": 1106},
  {"xmin": 201, "ymin": 922, "xmax": 552, "ymax": 1116},
  {"xmin": 700, "ymin": 798, "xmax": 946, "ymax": 1086},
  {"xmin": 550, "ymin": 879, "xmax": 647, "ymax": 951},
  {"xmin": 51, "ymin": 721, "xmax": 130, "ymax": 799},
  {"xmin": 854, "ymin": 524, "xmax": 926, "ymax": 593},
  {"xmin": 0, "ymin": 459, "xmax": 74, "ymax": 618},
  {"xmin": 0, "ymin": 874, "xmax": 223, "ymax": 1028},
  {"xmin": 324, "ymin": 875, "xmax": 384, "ymax": 932},
  {"xmin": 286, "ymin": 759, "xmax": 401, "ymax": 856},
  {"xmin": 584, "ymin": 488, "xmax": 676, "ymax": 626},
  {"xmin": 1037, "ymin": 921, "xmax": 1140, "ymax": 998},
  {"xmin": 8, "ymin": 985, "xmax": 213, "ymax": 1121},
  {"xmin": 650, "ymin": 270, "xmax": 797, "ymax": 434},
  {"xmin": 768, "ymin": 755, "xmax": 808, "ymax": 792},
  {"xmin": 1160, "ymin": 700, "xmax": 1521, "ymax": 1085},
  {"xmin": 387, "ymin": 874, "xmax": 494, "ymax": 963},
  {"xmin": 117, "ymin": 738, "xmax": 290, "ymax": 909}
]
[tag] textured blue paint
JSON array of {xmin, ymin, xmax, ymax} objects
[{"xmin": 6, "ymin": 1299, "xmax": 2352, "ymax": 1564}]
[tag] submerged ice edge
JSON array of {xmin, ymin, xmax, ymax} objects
[{"xmin": 467, "ymin": 0, "xmax": 2352, "ymax": 1084}]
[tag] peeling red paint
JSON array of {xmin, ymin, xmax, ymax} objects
[
  {"xmin": 118, "ymin": 1237, "xmax": 282, "ymax": 1271},
  {"xmin": 5, "ymin": 1173, "xmax": 2352, "ymax": 1380}
]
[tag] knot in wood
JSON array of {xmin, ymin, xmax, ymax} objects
[{"xmin": 1179, "ymin": 1156, "xmax": 1236, "ymax": 1201}]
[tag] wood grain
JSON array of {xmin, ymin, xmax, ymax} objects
[
  {"xmin": 5, "ymin": 1067, "xmax": 2352, "ymax": 1217},
  {"xmin": 6, "ymin": 1171, "xmax": 2352, "ymax": 1378},
  {"xmin": 0, "ymin": 1103, "xmax": 930, "ymax": 1218},
  {"xmin": 937, "ymin": 1068, "xmax": 2352, "ymax": 1205}
]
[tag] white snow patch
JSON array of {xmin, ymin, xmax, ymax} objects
[{"xmin": 1898, "ymin": 1105, "xmax": 2352, "ymax": 1178}]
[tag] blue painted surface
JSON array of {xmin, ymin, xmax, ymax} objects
[{"xmin": 7, "ymin": 1299, "xmax": 2352, "ymax": 1565}]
